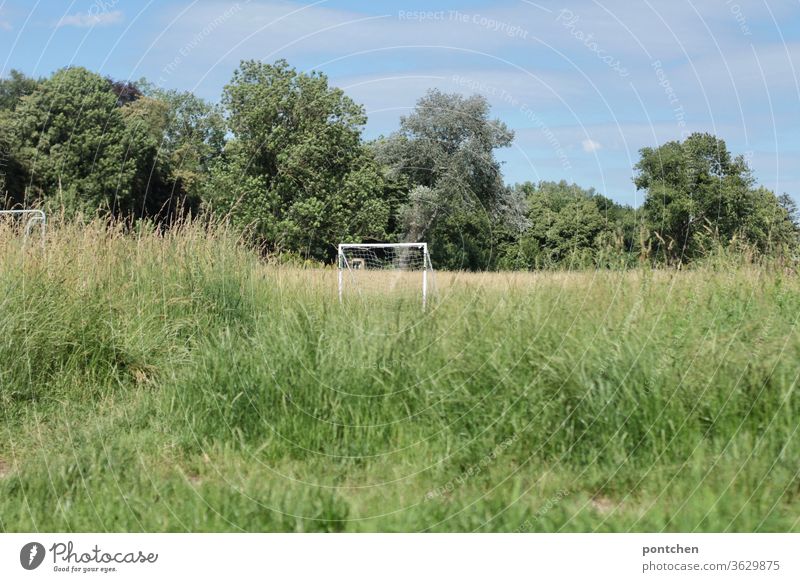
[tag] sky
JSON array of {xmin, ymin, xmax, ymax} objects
[{"xmin": 0, "ymin": 0, "xmax": 798, "ymax": 206}]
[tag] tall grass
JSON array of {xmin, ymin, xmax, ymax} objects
[{"xmin": 0, "ymin": 219, "xmax": 797, "ymax": 532}]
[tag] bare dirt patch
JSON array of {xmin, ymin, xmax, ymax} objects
[{"xmin": 590, "ymin": 496, "xmax": 618, "ymax": 515}]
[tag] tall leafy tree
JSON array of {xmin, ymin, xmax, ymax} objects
[
  {"xmin": 0, "ymin": 70, "xmax": 39, "ymax": 204},
  {"xmin": 0, "ymin": 110, "xmax": 26, "ymax": 204},
  {"xmin": 635, "ymin": 132, "xmax": 794, "ymax": 261},
  {"xmin": 12, "ymin": 67, "xmax": 137, "ymax": 213},
  {"xmin": 207, "ymin": 59, "xmax": 389, "ymax": 259},
  {"xmin": 376, "ymin": 90, "xmax": 514, "ymax": 269},
  {"xmin": 135, "ymin": 82, "xmax": 226, "ymax": 216},
  {"xmin": 0, "ymin": 70, "xmax": 39, "ymax": 111},
  {"xmin": 118, "ymin": 94, "xmax": 173, "ymax": 218},
  {"xmin": 496, "ymin": 181, "xmax": 638, "ymax": 269},
  {"xmin": 778, "ymin": 193, "xmax": 799, "ymax": 229}
]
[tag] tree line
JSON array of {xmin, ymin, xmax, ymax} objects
[{"xmin": 0, "ymin": 61, "xmax": 797, "ymax": 269}]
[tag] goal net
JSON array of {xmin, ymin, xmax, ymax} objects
[{"xmin": 338, "ymin": 243, "xmax": 434, "ymax": 308}]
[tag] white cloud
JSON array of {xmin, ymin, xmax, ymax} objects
[
  {"xmin": 56, "ymin": 10, "xmax": 123, "ymax": 28},
  {"xmin": 582, "ymin": 138, "xmax": 602, "ymax": 153},
  {"xmin": 138, "ymin": 0, "xmax": 798, "ymax": 204},
  {"xmin": 0, "ymin": 8, "xmax": 11, "ymax": 30}
]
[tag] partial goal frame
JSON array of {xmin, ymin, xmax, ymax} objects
[
  {"xmin": 337, "ymin": 242, "xmax": 433, "ymax": 309},
  {"xmin": 0, "ymin": 209, "xmax": 47, "ymax": 249}
]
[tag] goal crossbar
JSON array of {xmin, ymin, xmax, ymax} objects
[{"xmin": 339, "ymin": 243, "xmax": 426, "ymax": 248}]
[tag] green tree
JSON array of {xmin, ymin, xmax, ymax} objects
[
  {"xmin": 0, "ymin": 110, "xmax": 26, "ymax": 204},
  {"xmin": 778, "ymin": 193, "xmax": 799, "ymax": 229},
  {"xmin": 118, "ymin": 94, "xmax": 173, "ymax": 218},
  {"xmin": 111, "ymin": 83, "xmax": 229, "ymax": 220},
  {"xmin": 376, "ymin": 90, "xmax": 513, "ymax": 270},
  {"xmin": 634, "ymin": 132, "xmax": 793, "ymax": 262},
  {"xmin": 0, "ymin": 71, "xmax": 39, "ymax": 204},
  {"xmin": 496, "ymin": 181, "xmax": 638, "ymax": 269},
  {"xmin": 745, "ymin": 187, "xmax": 799, "ymax": 257},
  {"xmin": 138, "ymin": 82, "xmax": 226, "ymax": 209},
  {"xmin": 207, "ymin": 59, "xmax": 389, "ymax": 260},
  {"xmin": 0, "ymin": 70, "xmax": 39, "ymax": 111},
  {"xmin": 12, "ymin": 67, "xmax": 137, "ymax": 213}
]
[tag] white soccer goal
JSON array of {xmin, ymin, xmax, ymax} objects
[
  {"xmin": 0, "ymin": 209, "xmax": 46, "ymax": 249},
  {"xmin": 338, "ymin": 243, "xmax": 434, "ymax": 309}
]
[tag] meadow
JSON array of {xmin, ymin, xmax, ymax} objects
[{"xmin": 0, "ymin": 220, "xmax": 798, "ymax": 532}]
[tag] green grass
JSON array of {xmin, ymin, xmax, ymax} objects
[{"xmin": 0, "ymin": 220, "xmax": 798, "ymax": 532}]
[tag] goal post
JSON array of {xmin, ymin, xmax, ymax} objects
[
  {"xmin": 338, "ymin": 243, "xmax": 434, "ymax": 309},
  {"xmin": 0, "ymin": 209, "xmax": 46, "ymax": 249}
]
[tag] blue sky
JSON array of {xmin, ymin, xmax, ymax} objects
[{"xmin": 1, "ymin": 0, "xmax": 798, "ymax": 206}]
